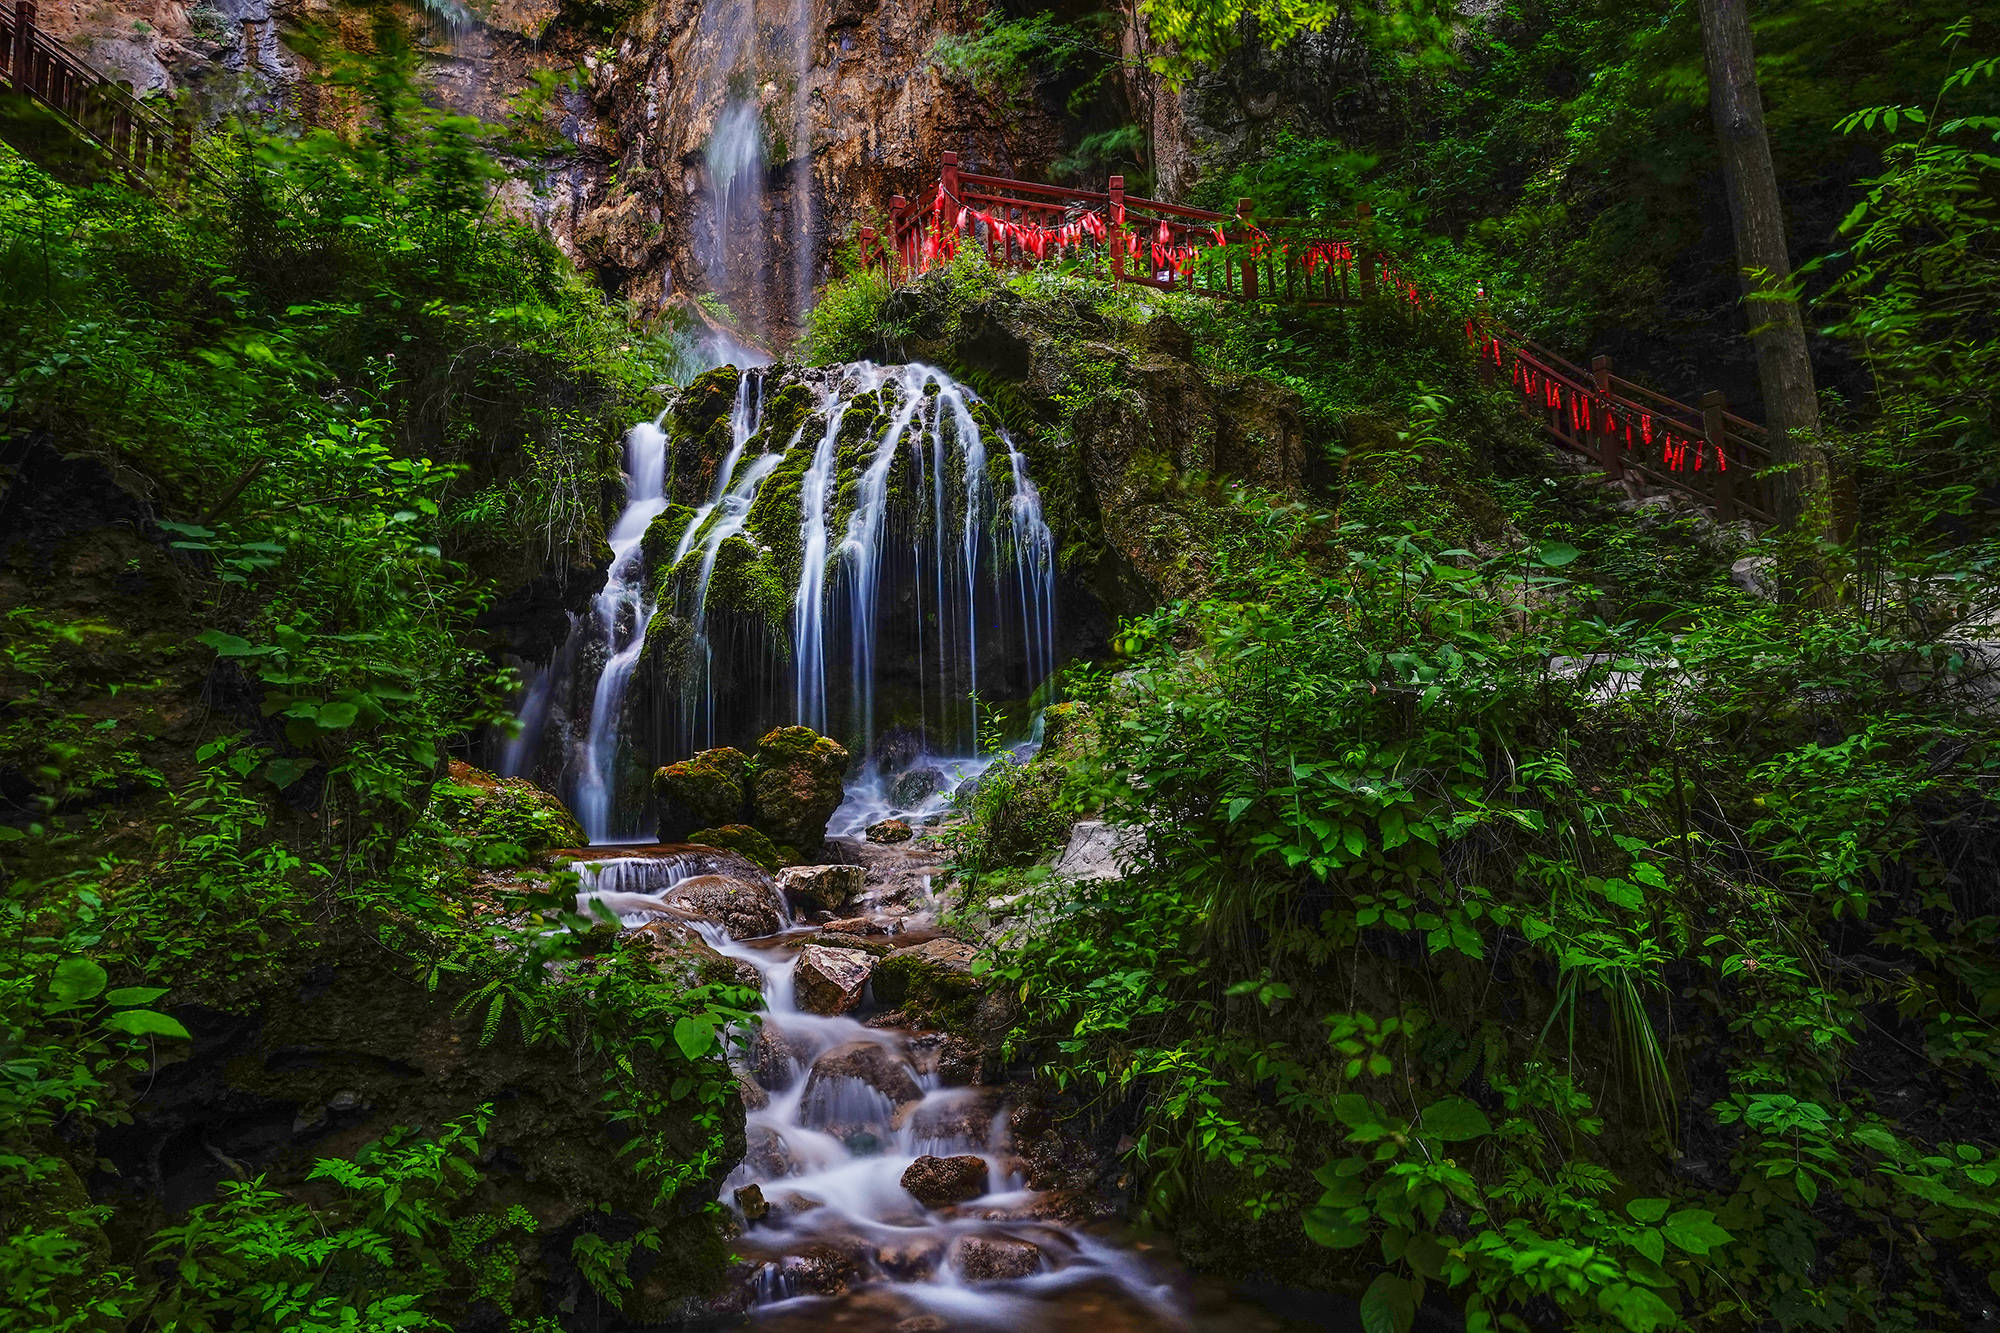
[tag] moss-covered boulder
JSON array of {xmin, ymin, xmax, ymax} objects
[
  {"xmin": 654, "ymin": 747, "xmax": 751, "ymax": 841},
  {"xmin": 750, "ymin": 726, "xmax": 852, "ymax": 851},
  {"xmin": 640, "ymin": 502, "xmax": 699, "ymax": 578},
  {"xmin": 685, "ymin": 823, "xmax": 790, "ymax": 875},
  {"xmin": 434, "ymin": 760, "xmax": 585, "ymax": 856}
]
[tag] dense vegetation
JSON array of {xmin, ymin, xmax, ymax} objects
[
  {"xmin": 3, "ymin": 0, "xmax": 1998, "ymax": 1329},
  {"xmin": 1, "ymin": 51, "xmax": 754, "ymax": 1330}
]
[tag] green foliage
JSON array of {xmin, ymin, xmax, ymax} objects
[{"xmin": 983, "ymin": 472, "xmax": 2000, "ymax": 1329}]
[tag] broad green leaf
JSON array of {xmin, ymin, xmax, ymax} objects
[
  {"xmin": 102, "ymin": 1009, "xmax": 191, "ymax": 1040},
  {"xmin": 1597, "ymin": 1281, "xmax": 1677, "ymax": 1333},
  {"xmin": 1660, "ymin": 1207, "xmax": 1732, "ymax": 1256},
  {"xmin": 1418, "ymin": 1095, "xmax": 1491, "ymax": 1142},
  {"xmin": 51, "ymin": 958, "xmax": 108, "ymax": 1003},
  {"xmin": 672, "ymin": 1014, "xmax": 717, "ymax": 1061},
  {"xmin": 1302, "ymin": 1206, "xmax": 1366, "ymax": 1249},
  {"xmin": 314, "ymin": 702, "xmax": 360, "ymax": 729},
  {"xmin": 105, "ymin": 986, "xmax": 170, "ymax": 1007},
  {"xmin": 196, "ymin": 630, "xmax": 272, "ymax": 657},
  {"xmin": 1359, "ymin": 1272, "xmax": 1417, "ymax": 1333},
  {"xmin": 1537, "ymin": 541, "xmax": 1581, "ymax": 567},
  {"xmin": 1626, "ymin": 1196, "xmax": 1671, "ymax": 1223}
]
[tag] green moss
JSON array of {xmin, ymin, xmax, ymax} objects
[
  {"xmin": 640, "ymin": 503, "xmax": 698, "ymax": 577},
  {"xmin": 665, "ymin": 366, "xmax": 741, "ymax": 504},
  {"xmin": 685, "ymin": 823, "xmax": 789, "ymax": 873},
  {"xmin": 653, "ymin": 748, "xmax": 749, "ymax": 839},
  {"xmin": 872, "ymin": 951, "xmax": 982, "ymax": 1032},
  {"xmin": 749, "ymin": 382, "xmax": 817, "ymax": 451},
  {"xmin": 673, "ymin": 536, "xmax": 789, "ymax": 631},
  {"xmin": 742, "ymin": 442, "xmax": 816, "ymax": 592},
  {"xmin": 434, "ymin": 761, "xmax": 586, "ymax": 858}
]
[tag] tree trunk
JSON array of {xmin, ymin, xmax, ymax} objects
[{"xmin": 1696, "ymin": 0, "xmax": 1833, "ymax": 555}]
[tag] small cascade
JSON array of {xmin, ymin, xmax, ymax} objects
[
  {"xmin": 572, "ymin": 414, "xmax": 672, "ymax": 842},
  {"xmin": 693, "ymin": 893, "xmax": 1188, "ymax": 1327}
]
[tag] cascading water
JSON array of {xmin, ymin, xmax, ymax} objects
[
  {"xmin": 506, "ymin": 360, "xmax": 1060, "ymax": 841},
  {"xmin": 701, "ymin": 99, "xmax": 768, "ymax": 299},
  {"xmin": 571, "ymin": 413, "xmax": 671, "ymax": 842}
]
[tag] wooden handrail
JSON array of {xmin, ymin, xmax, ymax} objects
[
  {"xmin": 1, "ymin": 0, "xmax": 221, "ymax": 193},
  {"xmin": 864, "ymin": 155, "xmax": 1774, "ymax": 525}
]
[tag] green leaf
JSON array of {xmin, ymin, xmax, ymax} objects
[
  {"xmin": 1626, "ymin": 1196, "xmax": 1670, "ymax": 1224},
  {"xmin": 261, "ymin": 757, "xmax": 316, "ymax": 788},
  {"xmin": 105, "ymin": 986, "xmax": 170, "ymax": 1007},
  {"xmin": 196, "ymin": 630, "xmax": 273, "ymax": 657},
  {"xmin": 1598, "ymin": 1281, "xmax": 1677, "ymax": 1333},
  {"xmin": 1360, "ymin": 1271, "xmax": 1417, "ymax": 1333},
  {"xmin": 1536, "ymin": 541, "xmax": 1581, "ymax": 568},
  {"xmin": 1303, "ymin": 1206, "xmax": 1367, "ymax": 1249},
  {"xmin": 1418, "ymin": 1095, "xmax": 1491, "ymax": 1142},
  {"xmin": 51, "ymin": 958, "xmax": 108, "ymax": 1003},
  {"xmin": 313, "ymin": 702, "xmax": 360, "ymax": 729},
  {"xmin": 1631, "ymin": 1228, "xmax": 1666, "ymax": 1265},
  {"xmin": 102, "ymin": 1009, "xmax": 191, "ymax": 1040},
  {"xmin": 1660, "ymin": 1207, "xmax": 1732, "ymax": 1256},
  {"xmin": 672, "ymin": 1014, "xmax": 717, "ymax": 1062}
]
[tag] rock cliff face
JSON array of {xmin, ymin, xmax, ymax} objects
[{"xmin": 38, "ymin": 0, "xmax": 1058, "ymax": 345}]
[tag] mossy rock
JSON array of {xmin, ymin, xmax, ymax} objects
[
  {"xmin": 654, "ymin": 747, "xmax": 750, "ymax": 841},
  {"xmin": 685, "ymin": 823, "xmax": 793, "ymax": 874},
  {"xmin": 750, "ymin": 726, "xmax": 851, "ymax": 852},
  {"xmin": 640, "ymin": 503, "xmax": 699, "ymax": 578},
  {"xmin": 872, "ymin": 945, "xmax": 983, "ymax": 1033},
  {"xmin": 665, "ymin": 366, "xmax": 741, "ymax": 504},
  {"xmin": 742, "ymin": 442, "xmax": 817, "ymax": 591},
  {"xmin": 434, "ymin": 760, "xmax": 585, "ymax": 858}
]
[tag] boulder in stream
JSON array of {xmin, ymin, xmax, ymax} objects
[
  {"xmin": 794, "ymin": 944, "xmax": 873, "ymax": 1015},
  {"xmin": 654, "ymin": 746, "xmax": 750, "ymax": 841},
  {"xmin": 776, "ymin": 863, "xmax": 865, "ymax": 913},
  {"xmin": 752, "ymin": 726, "xmax": 851, "ymax": 849},
  {"xmin": 662, "ymin": 874, "xmax": 786, "ymax": 939},
  {"xmin": 801, "ymin": 1041, "xmax": 923, "ymax": 1126},
  {"xmin": 949, "ymin": 1234, "xmax": 1043, "ymax": 1281},
  {"xmin": 901, "ymin": 1154, "xmax": 990, "ymax": 1207},
  {"xmin": 866, "ymin": 818, "xmax": 914, "ymax": 843},
  {"xmin": 890, "ymin": 767, "xmax": 945, "ymax": 807},
  {"xmin": 686, "ymin": 824, "xmax": 787, "ymax": 874}
]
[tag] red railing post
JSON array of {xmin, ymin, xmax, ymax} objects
[
  {"xmin": 889, "ymin": 194, "xmax": 907, "ymax": 283},
  {"xmin": 10, "ymin": 1, "xmax": 37, "ymax": 97},
  {"xmin": 1701, "ymin": 390, "xmax": 1735, "ymax": 521},
  {"xmin": 1592, "ymin": 354, "xmax": 1623, "ymax": 483},
  {"xmin": 1236, "ymin": 198, "xmax": 1258, "ymax": 302},
  {"xmin": 1108, "ymin": 173, "xmax": 1126, "ymax": 285}
]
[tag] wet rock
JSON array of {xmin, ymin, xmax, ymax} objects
[
  {"xmin": 743, "ymin": 1124, "xmax": 797, "ymax": 1179},
  {"xmin": 891, "ymin": 766, "xmax": 945, "ymax": 807},
  {"xmin": 734, "ymin": 1070, "xmax": 769, "ymax": 1111},
  {"xmin": 776, "ymin": 863, "xmax": 865, "ymax": 913},
  {"xmin": 975, "ymin": 1188, "xmax": 1109, "ymax": 1225},
  {"xmin": 900, "ymin": 1087, "xmax": 1006, "ymax": 1153},
  {"xmin": 936, "ymin": 1035, "xmax": 984, "ymax": 1085},
  {"xmin": 949, "ymin": 1234, "xmax": 1042, "ymax": 1281},
  {"xmin": 752, "ymin": 726, "xmax": 851, "ymax": 850},
  {"xmin": 823, "ymin": 916, "xmax": 894, "ymax": 935},
  {"xmin": 867, "ymin": 818, "xmax": 914, "ymax": 843},
  {"xmin": 654, "ymin": 747, "xmax": 749, "ymax": 841},
  {"xmin": 801, "ymin": 1041, "xmax": 923, "ymax": 1126},
  {"xmin": 662, "ymin": 874, "xmax": 786, "ymax": 939},
  {"xmin": 895, "ymin": 1318, "xmax": 948, "ymax": 1333},
  {"xmin": 817, "ymin": 930, "xmax": 894, "ymax": 958},
  {"xmin": 901, "ymin": 1154, "xmax": 990, "ymax": 1207},
  {"xmin": 877, "ymin": 1236, "xmax": 947, "ymax": 1281},
  {"xmin": 794, "ymin": 945, "xmax": 873, "ymax": 1015},
  {"xmin": 777, "ymin": 1242, "xmax": 858, "ymax": 1296},
  {"xmin": 770, "ymin": 1190, "xmax": 826, "ymax": 1220},
  {"xmin": 686, "ymin": 824, "xmax": 787, "ymax": 874},
  {"xmin": 892, "ymin": 937, "xmax": 979, "ymax": 973},
  {"xmin": 734, "ymin": 1183, "xmax": 769, "ymax": 1221},
  {"xmin": 625, "ymin": 918, "xmax": 760, "ymax": 989},
  {"xmin": 1052, "ymin": 820, "xmax": 1141, "ymax": 881},
  {"xmin": 751, "ymin": 1025, "xmax": 804, "ymax": 1091}
]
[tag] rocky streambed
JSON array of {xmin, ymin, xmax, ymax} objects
[{"xmin": 567, "ymin": 830, "xmax": 1200, "ymax": 1329}]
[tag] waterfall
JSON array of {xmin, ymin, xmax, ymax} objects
[
  {"xmin": 571, "ymin": 415, "xmax": 671, "ymax": 843},
  {"xmin": 700, "ymin": 99, "xmax": 767, "ymax": 301},
  {"xmin": 505, "ymin": 361, "xmax": 1060, "ymax": 845}
]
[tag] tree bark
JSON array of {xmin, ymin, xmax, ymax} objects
[{"xmin": 1696, "ymin": 0, "xmax": 1832, "ymax": 552}]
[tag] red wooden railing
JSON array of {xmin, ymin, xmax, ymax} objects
[
  {"xmin": 862, "ymin": 153, "xmax": 1771, "ymax": 524},
  {"xmin": 1, "ymin": 0, "xmax": 219, "ymax": 191}
]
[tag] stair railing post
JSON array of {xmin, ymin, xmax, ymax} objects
[
  {"xmin": 889, "ymin": 195, "xmax": 908, "ymax": 283},
  {"xmin": 1701, "ymin": 390, "xmax": 1736, "ymax": 520},
  {"xmin": 1236, "ymin": 197, "xmax": 1258, "ymax": 302},
  {"xmin": 1357, "ymin": 202, "xmax": 1375, "ymax": 299},
  {"xmin": 10, "ymin": 1, "xmax": 37, "ymax": 98},
  {"xmin": 1592, "ymin": 354, "xmax": 1622, "ymax": 483},
  {"xmin": 1108, "ymin": 173, "xmax": 1126, "ymax": 285}
]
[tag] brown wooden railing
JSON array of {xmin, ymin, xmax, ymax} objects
[
  {"xmin": 862, "ymin": 153, "xmax": 1771, "ymax": 524},
  {"xmin": 1, "ymin": 0, "xmax": 219, "ymax": 191}
]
